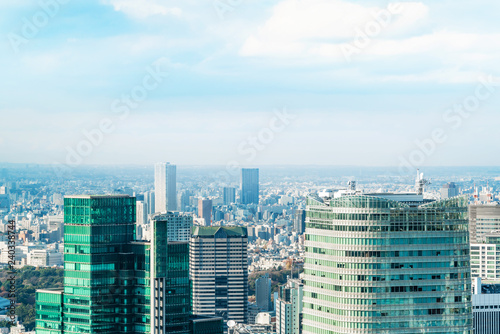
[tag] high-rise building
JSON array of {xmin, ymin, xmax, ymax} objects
[
  {"xmin": 179, "ymin": 190, "xmax": 193, "ymax": 212},
  {"xmin": 155, "ymin": 162, "xmax": 177, "ymax": 212},
  {"xmin": 151, "ymin": 212, "xmax": 193, "ymax": 242},
  {"xmin": 293, "ymin": 209, "xmax": 306, "ymax": 234},
  {"xmin": 223, "ymin": 187, "xmax": 236, "ymax": 205},
  {"xmin": 136, "ymin": 200, "xmax": 148, "ymax": 240},
  {"xmin": 441, "ymin": 182, "xmax": 460, "ymax": 199},
  {"xmin": 255, "ymin": 273, "xmax": 272, "ymax": 312},
  {"xmin": 35, "ymin": 195, "xmax": 221, "ymax": 334},
  {"xmin": 198, "ymin": 198, "xmax": 212, "ymax": 226},
  {"xmin": 276, "ymin": 279, "xmax": 303, "ymax": 334},
  {"xmin": 136, "ymin": 200, "xmax": 147, "ymax": 225},
  {"xmin": 472, "ymin": 278, "xmax": 500, "ymax": 334},
  {"xmin": 241, "ymin": 168, "xmax": 259, "ymax": 205},
  {"xmin": 470, "ymin": 232, "xmax": 500, "ymax": 280},
  {"xmin": 145, "ymin": 190, "xmax": 156, "ymax": 216},
  {"xmin": 302, "ymin": 191, "xmax": 473, "ymax": 333},
  {"xmin": 469, "ymin": 204, "xmax": 500, "ymax": 243},
  {"xmin": 190, "ymin": 226, "xmax": 248, "ymax": 330}
]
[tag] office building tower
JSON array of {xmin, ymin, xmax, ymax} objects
[
  {"xmin": 470, "ymin": 232, "xmax": 500, "ymax": 280},
  {"xmin": 469, "ymin": 204, "xmax": 500, "ymax": 243},
  {"xmin": 36, "ymin": 195, "xmax": 139, "ymax": 334},
  {"xmin": 136, "ymin": 200, "xmax": 147, "ymax": 225},
  {"xmin": 241, "ymin": 168, "xmax": 259, "ymax": 205},
  {"xmin": 35, "ymin": 195, "xmax": 221, "ymax": 334},
  {"xmin": 293, "ymin": 209, "xmax": 306, "ymax": 234},
  {"xmin": 145, "ymin": 190, "xmax": 156, "ymax": 216},
  {"xmin": 223, "ymin": 187, "xmax": 236, "ymax": 205},
  {"xmin": 276, "ymin": 279, "xmax": 303, "ymax": 334},
  {"xmin": 472, "ymin": 278, "xmax": 500, "ymax": 334},
  {"xmin": 247, "ymin": 302, "xmax": 261, "ymax": 324},
  {"xmin": 190, "ymin": 227, "xmax": 248, "ymax": 330},
  {"xmin": 179, "ymin": 190, "xmax": 193, "ymax": 212},
  {"xmin": 256, "ymin": 273, "xmax": 272, "ymax": 312},
  {"xmin": 151, "ymin": 212, "xmax": 193, "ymax": 242},
  {"xmin": 198, "ymin": 198, "xmax": 212, "ymax": 226},
  {"xmin": 441, "ymin": 182, "xmax": 460, "ymax": 199},
  {"xmin": 302, "ymin": 190, "xmax": 473, "ymax": 333},
  {"xmin": 155, "ymin": 162, "xmax": 177, "ymax": 212}
]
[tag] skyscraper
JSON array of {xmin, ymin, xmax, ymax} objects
[
  {"xmin": 198, "ymin": 198, "xmax": 212, "ymax": 226},
  {"xmin": 256, "ymin": 273, "xmax": 272, "ymax": 312},
  {"xmin": 469, "ymin": 204, "xmax": 500, "ymax": 243},
  {"xmin": 223, "ymin": 187, "xmax": 236, "ymax": 205},
  {"xmin": 472, "ymin": 278, "xmax": 500, "ymax": 334},
  {"xmin": 190, "ymin": 226, "xmax": 248, "ymax": 329},
  {"xmin": 35, "ymin": 195, "xmax": 220, "ymax": 334},
  {"xmin": 36, "ymin": 195, "xmax": 140, "ymax": 334},
  {"xmin": 136, "ymin": 200, "xmax": 147, "ymax": 225},
  {"xmin": 151, "ymin": 211, "xmax": 193, "ymax": 242},
  {"xmin": 154, "ymin": 162, "xmax": 177, "ymax": 212},
  {"xmin": 441, "ymin": 182, "xmax": 460, "ymax": 199},
  {"xmin": 276, "ymin": 279, "xmax": 303, "ymax": 334},
  {"xmin": 293, "ymin": 209, "xmax": 306, "ymax": 234},
  {"xmin": 470, "ymin": 232, "xmax": 500, "ymax": 280},
  {"xmin": 145, "ymin": 190, "xmax": 156, "ymax": 216},
  {"xmin": 241, "ymin": 168, "xmax": 259, "ymax": 205},
  {"xmin": 302, "ymin": 191, "xmax": 473, "ymax": 333}
]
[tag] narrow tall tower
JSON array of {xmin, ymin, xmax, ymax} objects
[
  {"xmin": 241, "ymin": 168, "xmax": 259, "ymax": 205},
  {"xmin": 154, "ymin": 162, "xmax": 177, "ymax": 212}
]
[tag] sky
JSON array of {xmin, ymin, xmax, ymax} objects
[{"xmin": 1, "ymin": 0, "xmax": 500, "ymax": 170}]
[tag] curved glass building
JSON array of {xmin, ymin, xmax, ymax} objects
[{"xmin": 302, "ymin": 191, "xmax": 473, "ymax": 334}]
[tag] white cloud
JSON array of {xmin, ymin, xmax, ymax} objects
[
  {"xmin": 240, "ymin": 0, "xmax": 428, "ymax": 57},
  {"xmin": 103, "ymin": 0, "xmax": 182, "ymax": 19}
]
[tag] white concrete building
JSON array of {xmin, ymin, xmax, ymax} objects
[{"xmin": 154, "ymin": 162, "xmax": 177, "ymax": 212}]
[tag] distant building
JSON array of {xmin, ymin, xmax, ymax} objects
[
  {"xmin": 198, "ymin": 199, "xmax": 213, "ymax": 226},
  {"xmin": 247, "ymin": 302, "xmax": 261, "ymax": 324},
  {"xmin": 293, "ymin": 209, "xmax": 306, "ymax": 234},
  {"xmin": 470, "ymin": 204, "xmax": 500, "ymax": 243},
  {"xmin": 276, "ymin": 279, "xmax": 302, "ymax": 334},
  {"xmin": 145, "ymin": 190, "xmax": 156, "ymax": 215},
  {"xmin": 151, "ymin": 211, "xmax": 192, "ymax": 242},
  {"xmin": 154, "ymin": 162, "xmax": 177, "ymax": 212},
  {"xmin": 136, "ymin": 200, "xmax": 147, "ymax": 225},
  {"xmin": 441, "ymin": 182, "xmax": 459, "ymax": 199},
  {"xmin": 241, "ymin": 169, "xmax": 259, "ymax": 205},
  {"xmin": 179, "ymin": 190, "xmax": 193, "ymax": 212},
  {"xmin": 470, "ymin": 232, "xmax": 500, "ymax": 281},
  {"xmin": 27, "ymin": 249, "xmax": 63, "ymax": 267},
  {"xmin": 190, "ymin": 226, "xmax": 248, "ymax": 330},
  {"xmin": 223, "ymin": 187, "xmax": 236, "ymax": 205},
  {"xmin": 256, "ymin": 273, "xmax": 272, "ymax": 312},
  {"xmin": 472, "ymin": 277, "xmax": 500, "ymax": 334}
]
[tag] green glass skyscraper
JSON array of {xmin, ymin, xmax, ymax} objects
[
  {"xmin": 302, "ymin": 191, "xmax": 473, "ymax": 334},
  {"xmin": 35, "ymin": 195, "xmax": 221, "ymax": 334}
]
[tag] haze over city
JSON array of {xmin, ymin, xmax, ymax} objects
[
  {"xmin": 2, "ymin": 1, "xmax": 500, "ymax": 334},
  {"xmin": 2, "ymin": 1, "xmax": 500, "ymax": 166}
]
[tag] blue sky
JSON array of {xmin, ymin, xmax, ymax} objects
[{"xmin": 1, "ymin": 0, "xmax": 500, "ymax": 168}]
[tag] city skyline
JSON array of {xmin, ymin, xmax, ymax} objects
[{"xmin": 1, "ymin": 0, "xmax": 499, "ymax": 332}]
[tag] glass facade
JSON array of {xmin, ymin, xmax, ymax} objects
[
  {"xmin": 302, "ymin": 195, "xmax": 473, "ymax": 334},
  {"xmin": 36, "ymin": 195, "xmax": 203, "ymax": 334}
]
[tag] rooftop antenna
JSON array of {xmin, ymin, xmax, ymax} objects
[{"xmin": 415, "ymin": 169, "xmax": 431, "ymax": 195}]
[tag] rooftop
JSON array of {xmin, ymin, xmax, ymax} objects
[
  {"xmin": 65, "ymin": 195, "xmax": 132, "ymax": 199},
  {"xmin": 192, "ymin": 226, "xmax": 247, "ymax": 238}
]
